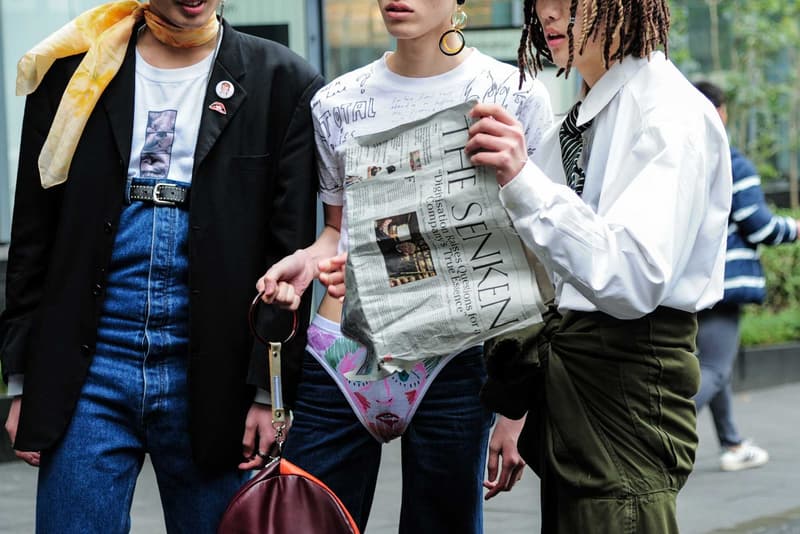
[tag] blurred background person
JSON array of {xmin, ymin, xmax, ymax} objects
[{"xmin": 694, "ymin": 80, "xmax": 800, "ymax": 471}]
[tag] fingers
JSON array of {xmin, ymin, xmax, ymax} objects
[
  {"xmin": 324, "ymin": 278, "xmax": 346, "ymax": 300},
  {"xmin": 470, "ymin": 103, "xmax": 518, "ymax": 126},
  {"xmin": 486, "ymin": 444, "xmax": 500, "ymax": 484},
  {"xmin": 257, "ymin": 274, "xmax": 302, "ymax": 310},
  {"xmin": 483, "ymin": 429, "xmax": 527, "ymax": 500},
  {"xmin": 497, "ymin": 453, "xmax": 523, "ymax": 490},
  {"xmin": 238, "ymin": 454, "xmax": 265, "ymax": 471},
  {"xmin": 257, "ymin": 251, "xmax": 312, "ymax": 306},
  {"xmin": 467, "ymin": 118, "xmax": 523, "ymax": 153},
  {"xmin": 255, "ymin": 273, "xmax": 272, "ymax": 297},
  {"xmin": 264, "ymin": 281, "xmax": 302, "ymax": 310},
  {"xmin": 259, "ymin": 273, "xmax": 292, "ymax": 306},
  {"xmin": 238, "ymin": 445, "xmax": 271, "ymax": 471},
  {"xmin": 466, "ymin": 106, "xmax": 528, "ymax": 186},
  {"xmin": 467, "ymin": 137, "xmax": 522, "ymax": 171},
  {"xmin": 318, "ymin": 252, "xmax": 347, "ymax": 275},
  {"xmin": 239, "ymin": 404, "xmax": 284, "ymax": 471},
  {"xmin": 4, "ymin": 398, "xmax": 36, "ymax": 467},
  {"xmin": 484, "ymin": 457, "xmax": 526, "ymax": 500},
  {"xmin": 16, "ymin": 450, "xmax": 40, "ymax": 467},
  {"xmin": 319, "ymin": 269, "xmax": 345, "ymax": 295},
  {"xmin": 240, "ymin": 415, "xmax": 257, "ymax": 462},
  {"xmin": 468, "ymin": 111, "xmax": 522, "ymax": 139},
  {"xmin": 258, "ymin": 260, "xmax": 291, "ymax": 301},
  {"xmin": 483, "ymin": 480, "xmax": 503, "ymax": 500},
  {"xmin": 319, "ymin": 253, "xmax": 347, "ymax": 299},
  {"xmin": 483, "ymin": 444, "xmax": 503, "ymax": 500}
]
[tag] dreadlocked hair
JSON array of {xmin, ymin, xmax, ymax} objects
[{"xmin": 518, "ymin": 0, "xmax": 670, "ymax": 87}]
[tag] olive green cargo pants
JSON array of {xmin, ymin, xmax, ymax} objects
[{"xmin": 486, "ymin": 307, "xmax": 700, "ymax": 533}]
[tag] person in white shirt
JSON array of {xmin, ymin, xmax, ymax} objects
[
  {"xmin": 466, "ymin": 0, "xmax": 732, "ymax": 532},
  {"xmin": 256, "ymin": 1, "xmax": 554, "ymax": 532}
]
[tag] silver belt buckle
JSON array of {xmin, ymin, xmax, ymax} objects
[{"xmin": 152, "ymin": 182, "xmax": 177, "ymax": 206}]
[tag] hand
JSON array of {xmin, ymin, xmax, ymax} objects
[
  {"xmin": 467, "ymin": 103, "xmax": 529, "ymax": 187},
  {"xmin": 238, "ymin": 403, "xmax": 290, "ymax": 471},
  {"xmin": 319, "ymin": 252, "xmax": 348, "ymax": 300},
  {"xmin": 483, "ymin": 415, "xmax": 526, "ymax": 500},
  {"xmin": 4, "ymin": 397, "xmax": 40, "ymax": 467},
  {"xmin": 257, "ymin": 249, "xmax": 317, "ymax": 310}
]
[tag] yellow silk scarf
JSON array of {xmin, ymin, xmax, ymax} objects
[{"xmin": 16, "ymin": 1, "xmax": 219, "ymax": 188}]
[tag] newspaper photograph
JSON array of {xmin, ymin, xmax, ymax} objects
[{"xmin": 340, "ymin": 100, "xmax": 552, "ymax": 380}]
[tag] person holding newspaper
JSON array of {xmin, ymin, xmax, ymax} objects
[
  {"xmin": 464, "ymin": 0, "xmax": 732, "ymax": 532},
  {"xmin": 256, "ymin": 1, "xmax": 553, "ymax": 532}
]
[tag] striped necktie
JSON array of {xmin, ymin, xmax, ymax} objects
[{"xmin": 559, "ymin": 101, "xmax": 593, "ymax": 196}]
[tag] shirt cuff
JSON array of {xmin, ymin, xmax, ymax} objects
[
  {"xmin": 319, "ymin": 190, "xmax": 344, "ymax": 207},
  {"xmin": 7, "ymin": 374, "xmax": 24, "ymax": 397},
  {"xmin": 253, "ymin": 387, "xmax": 271, "ymax": 405},
  {"xmin": 498, "ymin": 160, "xmax": 561, "ymax": 215}
]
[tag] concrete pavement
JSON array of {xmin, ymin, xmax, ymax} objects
[{"xmin": 1, "ymin": 382, "xmax": 799, "ymax": 533}]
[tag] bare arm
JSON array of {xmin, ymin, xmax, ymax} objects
[
  {"xmin": 483, "ymin": 415, "xmax": 526, "ymax": 499},
  {"xmin": 256, "ymin": 203, "xmax": 343, "ymax": 310}
]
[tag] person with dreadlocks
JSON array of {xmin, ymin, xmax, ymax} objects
[{"xmin": 466, "ymin": 0, "xmax": 732, "ymax": 531}]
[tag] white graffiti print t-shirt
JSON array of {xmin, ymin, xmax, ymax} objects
[{"xmin": 311, "ymin": 48, "xmax": 554, "ymax": 253}]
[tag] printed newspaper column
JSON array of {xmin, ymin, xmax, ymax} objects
[{"xmin": 340, "ymin": 101, "xmax": 550, "ymax": 381}]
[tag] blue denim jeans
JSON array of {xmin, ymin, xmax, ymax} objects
[
  {"xmin": 36, "ymin": 178, "xmax": 246, "ymax": 534},
  {"xmin": 695, "ymin": 306, "xmax": 744, "ymax": 447},
  {"xmin": 282, "ymin": 347, "xmax": 494, "ymax": 534}
]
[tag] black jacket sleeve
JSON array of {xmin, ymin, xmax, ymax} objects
[
  {"xmin": 0, "ymin": 68, "xmax": 65, "ymax": 384},
  {"xmin": 246, "ymin": 71, "xmax": 325, "ymax": 406}
]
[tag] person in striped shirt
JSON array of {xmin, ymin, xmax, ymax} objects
[{"xmin": 694, "ymin": 80, "xmax": 800, "ymax": 472}]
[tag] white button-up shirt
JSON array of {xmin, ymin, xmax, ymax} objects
[{"xmin": 500, "ymin": 52, "xmax": 732, "ymax": 320}]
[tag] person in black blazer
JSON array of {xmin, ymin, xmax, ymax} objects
[{"xmin": 0, "ymin": 1, "xmax": 321, "ymax": 532}]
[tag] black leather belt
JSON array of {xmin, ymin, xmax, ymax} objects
[{"xmin": 129, "ymin": 183, "xmax": 189, "ymax": 207}]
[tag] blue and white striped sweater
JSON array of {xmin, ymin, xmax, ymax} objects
[{"xmin": 723, "ymin": 147, "xmax": 798, "ymax": 304}]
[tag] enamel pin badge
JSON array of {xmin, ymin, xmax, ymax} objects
[
  {"xmin": 215, "ymin": 80, "xmax": 235, "ymax": 99},
  {"xmin": 209, "ymin": 101, "xmax": 227, "ymax": 115}
]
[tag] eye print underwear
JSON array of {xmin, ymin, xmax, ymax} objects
[{"xmin": 305, "ymin": 315, "xmax": 456, "ymax": 443}]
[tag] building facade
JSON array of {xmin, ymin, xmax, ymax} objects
[{"xmin": 0, "ymin": 0, "xmax": 582, "ymax": 242}]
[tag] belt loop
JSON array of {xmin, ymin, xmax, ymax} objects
[{"xmin": 124, "ymin": 176, "xmax": 134, "ymax": 205}]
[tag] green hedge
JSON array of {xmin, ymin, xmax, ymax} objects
[{"xmin": 740, "ymin": 207, "xmax": 800, "ymax": 347}]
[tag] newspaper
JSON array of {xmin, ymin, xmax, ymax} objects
[{"xmin": 340, "ymin": 100, "xmax": 552, "ymax": 380}]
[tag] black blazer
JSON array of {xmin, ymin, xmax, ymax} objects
[{"xmin": 0, "ymin": 21, "xmax": 323, "ymax": 470}]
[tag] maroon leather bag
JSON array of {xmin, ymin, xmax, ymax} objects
[
  {"xmin": 217, "ymin": 456, "xmax": 359, "ymax": 534},
  {"xmin": 217, "ymin": 296, "xmax": 360, "ymax": 534}
]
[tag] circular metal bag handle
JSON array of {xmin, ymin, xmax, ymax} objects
[{"xmin": 248, "ymin": 292, "xmax": 298, "ymax": 346}]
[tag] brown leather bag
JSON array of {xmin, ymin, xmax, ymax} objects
[{"xmin": 217, "ymin": 456, "xmax": 359, "ymax": 534}]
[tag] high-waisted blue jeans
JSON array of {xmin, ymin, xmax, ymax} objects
[
  {"xmin": 282, "ymin": 347, "xmax": 494, "ymax": 534},
  {"xmin": 36, "ymin": 178, "xmax": 246, "ymax": 534}
]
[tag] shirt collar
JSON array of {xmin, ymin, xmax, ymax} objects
[{"xmin": 577, "ymin": 51, "xmax": 665, "ymax": 126}]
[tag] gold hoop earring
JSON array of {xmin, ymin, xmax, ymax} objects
[{"xmin": 439, "ymin": 4, "xmax": 468, "ymax": 56}]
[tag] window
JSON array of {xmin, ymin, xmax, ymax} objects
[{"xmin": 321, "ymin": 0, "xmax": 577, "ymax": 113}]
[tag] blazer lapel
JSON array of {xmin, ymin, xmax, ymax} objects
[
  {"xmin": 194, "ymin": 21, "xmax": 247, "ymax": 170},
  {"xmin": 101, "ymin": 31, "xmax": 138, "ymax": 169}
]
